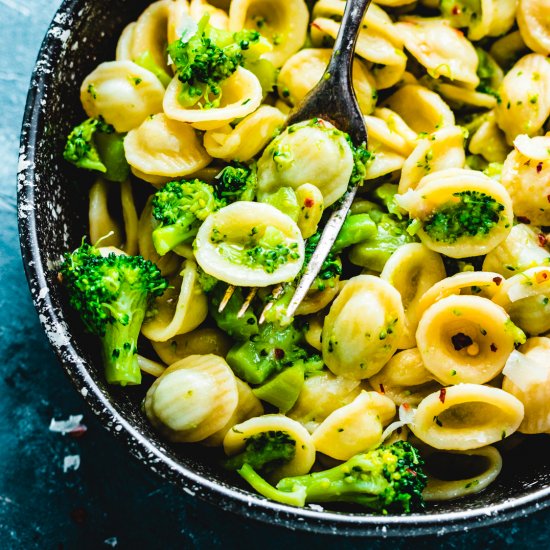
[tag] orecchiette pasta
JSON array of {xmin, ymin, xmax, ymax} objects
[
  {"xmin": 409, "ymin": 384, "xmax": 524, "ymax": 450},
  {"xmin": 145, "ymin": 354, "xmax": 239, "ymax": 443},
  {"xmin": 468, "ymin": 111, "xmax": 510, "ymax": 164},
  {"xmin": 322, "ymin": 275, "xmax": 405, "ymax": 380},
  {"xmin": 190, "ymin": 0, "xmax": 230, "ymax": 30},
  {"xmin": 517, "ymin": 0, "xmax": 550, "ymax": 56},
  {"xmin": 81, "ymin": 61, "xmax": 165, "ymax": 133},
  {"xmin": 116, "ymin": 22, "xmax": 136, "ymax": 61}
]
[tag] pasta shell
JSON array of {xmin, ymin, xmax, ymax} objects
[
  {"xmin": 517, "ymin": 0, "xmax": 550, "ymax": 56},
  {"xmin": 116, "ymin": 22, "xmax": 136, "ymax": 61},
  {"xmin": 190, "ymin": 0, "xmax": 230, "ymax": 30}
]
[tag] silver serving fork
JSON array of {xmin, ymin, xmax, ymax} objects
[{"xmin": 219, "ymin": 0, "xmax": 371, "ymax": 321}]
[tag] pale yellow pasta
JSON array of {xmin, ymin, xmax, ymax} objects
[
  {"xmin": 277, "ymin": 48, "xmax": 377, "ymax": 115},
  {"xmin": 492, "ymin": 266, "xmax": 550, "ymax": 336},
  {"xmin": 190, "ymin": 0, "xmax": 230, "ymax": 30},
  {"xmin": 322, "ymin": 275, "xmax": 405, "ymax": 380},
  {"xmin": 494, "ymin": 54, "xmax": 550, "ymax": 145},
  {"xmin": 167, "ymin": 0, "xmax": 192, "ymax": 44},
  {"xmin": 362, "ymin": 138, "xmax": 406, "ymax": 180},
  {"xmin": 395, "ymin": 17, "xmax": 479, "ymax": 88},
  {"xmin": 204, "ymin": 378, "xmax": 264, "ymax": 446},
  {"xmin": 311, "ymin": 391, "xmax": 396, "ymax": 461},
  {"xmin": 501, "ymin": 135, "xmax": 550, "ymax": 226},
  {"xmin": 468, "ymin": 111, "xmax": 510, "ymax": 164},
  {"xmin": 409, "ymin": 384, "xmax": 524, "ymax": 450},
  {"xmin": 374, "ymin": 107, "xmax": 418, "ymax": 150},
  {"xmin": 295, "ymin": 280, "xmax": 342, "ymax": 317},
  {"xmin": 88, "ymin": 179, "xmax": 123, "ymax": 249},
  {"xmin": 288, "ymin": 372, "xmax": 361, "ymax": 433},
  {"xmin": 229, "ymin": 0, "xmax": 309, "ymax": 68},
  {"xmin": 131, "ymin": 0, "xmax": 174, "ymax": 73},
  {"xmin": 303, "ymin": 315, "xmax": 323, "ymax": 352},
  {"xmin": 502, "ymin": 338, "xmax": 550, "ymax": 434},
  {"xmin": 137, "ymin": 355, "xmax": 167, "ymax": 378},
  {"xmin": 115, "ymin": 22, "xmax": 136, "ymax": 61},
  {"xmin": 151, "ymin": 327, "xmax": 232, "ymax": 365},
  {"xmin": 203, "ymin": 105, "xmax": 286, "ymax": 161},
  {"xmin": 486, "ymin": 0, "xmax": 516, "ymax": 38},
  {"xmin": 396, "ymin": 168, "xmax": 513, "ymax": 258},
  {"xmin": 119, "ymin": 180, "xmax": 139, "ymax": 256},
  {"xmin": 430, "ymin": 82, "xmax": 498, "ymax": 111},
  {"xmin": 416, "ymin": 295, "xmax": 519, "ymax": 385},
  {"xmin": 142, "ymin": 259, "xmax": 208, "ymax": 342},
  {"xmin": 80, "ymin": 61, "xmax": 165, "ymax": 133},
  {"xmin": 364, "ymin": 113, "xmax": 415, "ymax": 158},
  {"xmin": 422, "ymin": 446, "xmax": 503, "ymax": 502},
  {"xmin": 517, "ymin": 0, "xmax": 550, "ymax": 56},
  {"xmin": 482, "ymin": 224, "xmax": 550, "ymax": 278},
  {"xmin": 195, "ymin": 202, "xmax": 305, "ymax": 287},
  {"xmin": 295, "ymin": 184, "xmax": 324, "ymax": 240},
  {"xmin": 256, "ymin": 120, "xmax": 355, "ymax": 207},
  {"xmin": 163, "ymin": 67, "xmax": 263, "ymax": 131},
  {"xmin": 398, "ymin": 126, "xmax": 466, "ymax": 193},
  {"xmin": 131, "ymin": 168, "xmax": 173, "ymax": 187},
  {"xmin": 223, "ymin": 415, "xmax": 315, "ymax": 479},
  {"xmin": 368, "ymin": 348, "xmax": 441, "ymax": 407},
  {"xmin": 124, "ymin": 114, "xmax": 212, "ymax": 182},
  {"xmin": 490, "ymin": 31, "xmax": 529, "ymax": 70},
  {"xmin": 380, "ymin": 243, "xmax": 447, "ymax": 349},
  {"xmin": 145, "ymin": 354, "xmax": 239, "ymax": 442},
  {"xmin": 384, "ymin": 85, "xmax": 455, "ymax": 134}
]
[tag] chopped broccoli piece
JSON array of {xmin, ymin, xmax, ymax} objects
[
  {"xmin": 440, "ymin": 0, "xmax": 481, "ymax": 31},
  {"xmin": 213, "ymin": 162, "xmax": 257, "ymax": 203},
  {"xmin": 345, "ymin": 136, "xmax": 374, "ymax": 187},
  {"xmin": 475, "ymin": 48, "xmax": 502, "ymax": 103},
  {"xmin": 225, "ymin": 431, "xmax": 296, "ymax": 472},
  {"xmin": 260, "ymin": 187, "xmax": 300, "ymax": 222},
  {"xmin": 332, "ymin": 214, "xmax": 377, "ymax": 254},
  {"xmin": 151, "ymin": 179, "xmax": 220, "ymax": 255},
  {"xmin": 134, "ymin": 50, "xmax": 172, "ymax": 87},
  {"xmin": 304, "ymin": 231, "xmax": 342, "ymax": 291},
  {"xmin": 371, "ymin": 183, "xmax": 403, "ymax": 220},
  {"xmin": 59, "ymin": 242, "xmax": 167, "ymax": 386},
  {"xmin": 252, "ymin": 364, "xmax": 305, "ymax": 413},
  {"xmin": 238, "ymin": 441, "xmax": 427, "ymax": 513},
  {"xmin": 168, "ymin": 15, "xmax": 269, "ymax": 109},
  {"xmin": 64, "ymin": 118, "xmax": 129, "ymax": 181},
  {"xmin": 422, "ymin": 190, "xmax": 505, "ymax": 244}
]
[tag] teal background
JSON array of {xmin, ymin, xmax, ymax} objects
[{"xmin": 1, "ymin": 1, "xmax": 549, "ymax": 547}]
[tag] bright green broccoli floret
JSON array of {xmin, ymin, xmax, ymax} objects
[
  {"xmin": 238, "ymin": 441, "xmax": 427, "ymax": 513},
  {"xmin": 151, "ymin": 179, "xmax": 220, "ymax": 256},
  {"xmin": 422, "ymin": 190, "xmax": 505, "ymax": 244},
  {"xmin": 225, "ymin": 431, "xmax": 296, "ymax": 472},
  {"xmin": 59, "ymin": 243, "xmax": 167, "ymax": 386},
  {"xmin": 345, "ymin": 136, "xmax": 374, "ymax": 187},
  {"xmin": 304, "ymin": 231, "xmax": 342, "ymax": 292},
  {"xmin": 214, "ymin": 162, "xmax": 257, "ymax": 203},
  {"xmin": 168, "ymin": 15, "xmax": 269, "ymax": 109},
  {"xmin": 64, "ymin": 118, "xmax": 130, "ymax": 181}
]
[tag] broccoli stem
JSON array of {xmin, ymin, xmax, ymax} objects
[
  {"xmin": 332, "ymin": 214, "xmax": 377, "ymax": 253},
  {"xmin": 152, "ymin": 222, "xmax": 198, "ymax": 256},
  {"xmin": 238, "ymin": 464, "xmax": 307, "ymax": 507}
]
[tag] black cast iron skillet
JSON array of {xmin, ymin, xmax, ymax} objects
[{"xmin": 17, "ymin": 0, "xmax": 550, "ymax": 536}]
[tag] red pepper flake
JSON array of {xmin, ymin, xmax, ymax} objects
[
  {"xmin": 274, "ymin": 348, "xmax": 285, "ymax": 360},
  {"xmin": 70, "ymin": 507, "xmax": 87, "ymax": 524},
  {"xmin": 536, "ymin": 271, "xmax": 550, "ymax": 284},
  {"xmin": 490, "ymin": 343, "xmax": 498, "ymax": 352},
  {"xmin": 451, "ymin": 332, "xmax": 473, "ymax": 351},
  {"xmin": 68, "ymin": 424, "xmax": 88, "ymax": 439},
  {"xmin": 452, "ymin": 5, "xmax": 461, "ymax": 15},
  {"xmin": 538, "ymin": 233, "xmax": 547, "ymax": 247},
  {"xmin": 379, "ymin": 383, "xmax": 385, "ymax": 394},
  {"xmin": 517, "ymin": 216, "xmax": 531, "ymax": 224},
  {"xmin": 304, "ymin": 197, "xmax": 314, "ymax": 208},
  {"xmin": 402, "ymin": 402, "xmax": 411, "ymax": 411},
  {"xmin": 406, "ymin": 468, "xmax": 417, "ymax": 477},
  {"xmin": 439, "ymin": 388, "xmax": 447, "ymax": 404},
  {"xmin": 492, "ymin": 276, "xmax": 503, "ymax": 286},
  {"xmin": 537, "ymin": 162, "xmax": 544, "ymax": 173},
  {"xmin": 547, "ymin": 195, "xmax": 550, "ymax": 203}
]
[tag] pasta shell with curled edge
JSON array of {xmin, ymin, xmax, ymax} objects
[
  {"xmin": 380, "ymin": 243, "xmax": 447, "ymax": 349},
  {"xmin": 190, "ymin": 0, "xmax": 230, "ymax": 30},
  {"xmin": 502, "ymin": 337, "xmax": 550, "ymax": 434},
  {"xmin": 517, "ymin": 0, "xmax": 550, "ymax": 56},
  {"xmin": 322, "ymin": 275, "xmax": 405, "ymax": 380},
  {"xmin": 468, "ymin": 111, "xmax": 510, "ymax": 164},
  {"xmin": 88, "ymin": 179, "xmax": 123, "ymax": 249},
  {"xmin": 416, "ymin": 294, "xmax": 518, "ymax": 385},
  {"xmin": 229, "ymin": 0, "xmax": 309, "ymax": 68},
  {"xmin": 203, "ymin": 106, "xmax": 286, "ymax": 162},
  {"xmin": 141, "ymin": 259, "xmax": 208, "ymax": 342},
  {"xmin": 277, "ymin": 49, "xmax": 377, "ymax": 115},
  {"xmin": 167, "ymin": 0, "xmax": 192, "ymax": 44},
  {"xmin": 163, "ymin": 67, "xmax": 263, "ymax": 131},
  {"xmin": 223, "ymin": 415, "xmax": 315, "ymax": 480},
  {"xmin": 125, "ymin": 114, "xmax": 212, "ymax": 181},
  {"xmin": 80, "ymin": 61, "xmax": 165, "ymax": 133},
  {"xmin": 195, "ymin": 202, "xmax": 305, "ymax": 287},
  {"xmin": 311, "ymin": 391, "xmax": 396, "ymax": 461},
  {"xmin": 145, "ymin": 354, "xmax": 239, "ymax": 443},
  {"xmin": 203, "ymin": 378, "xmax": 264, "ymax": 447},
  {"xmin": 116, "ymin": 22, "xmax": 136, "ymax": 61},
  {"xmin": 422, "ymin": 446, "xmax": 503, "ymax": 502},
  {"xmin": 409, "ymin": 384, "xmax": 524, "ymax": 451},
  {"xmin": 384, "ymin": 85, "xmax": 455, "ymax": 135}
]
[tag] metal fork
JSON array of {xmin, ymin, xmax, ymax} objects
[{"xmin": 219, "ymin": 0, "xmax": 371, "ymax": 321}]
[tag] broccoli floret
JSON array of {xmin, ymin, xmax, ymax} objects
[
  {"xmin": 64, "ymin": 118, "xmax": 130, "ymax": 182},
  {"xmin": 151, "ymin": 179, "xmax": 220, "ymax": 256},
  {"xmin": 475, "ymin": 48, "xmax": 502, "ymax": 103},
  {"xmin": 238, "ymin": 441, "xmax": 427, "ymax": 512},
  {"xmin": 225, "ymin": 431, "xmax": 296, "ymax": 472},
  {"xmin": 304, "ymin": 231, "xmax": 342, "ymax": 291},
  {"xmin": 422, "ymin": 190, "xmax": 505, "ymax": 244},
  {"xmin": 345, "ymin": 136, "xmax": 374, "ymax": 187},
  {"xmin": 214, "ymin": 162, "xmax": 258, "ymax": 203},
  {"xmin": 134, "ymin": 50, "xmax": 172, "ymax": 87},
  {"xmin": 332, "ymin": 214, "xmax": 377, "ymax": 254},
  {"xmin": 59, "ymin": 243, "xmax": 167, "ymax": 386},
  {"xmin": 168, "ymin": 15, "xmax": 269, "ymax": 109}
]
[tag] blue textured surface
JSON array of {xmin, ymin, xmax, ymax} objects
[{"xmin": 1, "ymin": 1, "xmax": 550, "ymax": 547}]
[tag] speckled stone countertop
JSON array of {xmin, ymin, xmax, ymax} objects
[{"xmin": 1, "ymin": 1, "xmax": 550, "ymax": 548}]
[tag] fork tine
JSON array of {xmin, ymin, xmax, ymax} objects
[
  {"xmin": 218, "ymin": 285, "xmax": 236, "ymax": 313},
  {"xmin": 258, "ymin": 284, "xmax": 285, "ymax": 325},
  {"xmin": 237, "ymin": 288, "xmax": 258, "ymax": 318}
]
